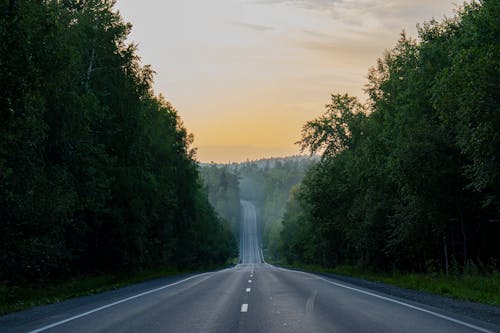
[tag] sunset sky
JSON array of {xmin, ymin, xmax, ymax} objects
[{"xmin": 114, "ymin": 0, "xmax": 458, "ymax": 163}]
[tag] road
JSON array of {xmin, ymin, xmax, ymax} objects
[
  {"xmin": 2, "ymin": 200, "xmax": 498, "ymax": 332},
  {"xmin": 240, "ymin": 200, "xmax": 263, "ymax": 264}
]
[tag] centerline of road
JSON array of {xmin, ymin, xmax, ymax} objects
[{"xmin": 241, "ymin": 270, "xmax": 254, "ymax": 313}]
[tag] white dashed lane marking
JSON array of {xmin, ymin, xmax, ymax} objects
[
  {"xmin": 246, "ymin": 288, "xmax": 251, "ymax": 292},
  {"xmin": 241, "ymin": 304, "xmax": 248, "ymax": 312}
]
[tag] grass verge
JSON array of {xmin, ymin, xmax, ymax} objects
[
  {"xmin": 277, "ymin": 263, "xmax": 500, "ymax": 307},
  {"xmin": 0, "ymin": 262, "xmax": 234, "ymax": 316}
]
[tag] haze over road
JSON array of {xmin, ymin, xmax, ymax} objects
[
  {"xmin": 240, "ymin": 200, "xmax": 263, "ymax": 264},
  {"xmin": 2, "ymin": 200, "xmax": 498, "ymax": 332}
]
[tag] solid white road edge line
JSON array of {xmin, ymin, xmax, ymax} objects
[
  {"xmin": 275, "ymin": 265, "xmax": 494, "ymax": 333},
  {"xmin": 241, "ymin": 304, "xmax": 248, "ymax": 312},
  {"xmin": 28, "ymin": 271, "xmax": 217, "ymax": 333}
]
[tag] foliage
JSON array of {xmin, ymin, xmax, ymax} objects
[
  {"xmin": 200, "ymin": 165, "xmax": 241, "ymax": 236},
  {"xmin": 0, "ymin": 268, "xmax": 182, "ymax": 315},
  {"xmin": 277, "ymin": 1, "xmax": 500, "ymax": 274},
  {"xmin": 280, "ymin": 263, "xmax": 500, "ymax": 306},
  {"xmin": 0, "ymin": 0, "xmax": 235, "ymax": 286},
  {"xmin": 238, "ymin": 157, "xmax": 316, "ymax": 256},
  {"xmin": 299, "ymin": 94, "xmax": 367, "ymax": 158}
]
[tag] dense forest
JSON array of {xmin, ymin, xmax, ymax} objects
[
  {"xmin": 200, "ymin": 157, "xmax": 314, "ymax": 258},
  {"xmin": 237, "ymin": 157, "xmax": 315, "ymax": 257},
  {"xmin": 200, "ymin": 165, "xmax": 241, "ymax": 236},
  {"xmin": 276, "ymin": 0, "xmax": 499, "ymax": 274},
  {"xmin": 0, "ymin": 0, "xmax": 236, "ymax": 285}
]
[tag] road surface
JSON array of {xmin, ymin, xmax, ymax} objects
[
  {"xmin": 240, "ymin": 200, "xmax": 262, "ymax": 264},
  {"xmin": 1, "ymin": 200, "xmax": 498, "ymax": 332}
]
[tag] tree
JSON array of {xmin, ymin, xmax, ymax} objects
[
  {"xmin": 0, "ymin": 0, "xmax": 235, "ymax": 284},
  {"xmin": 277, "ymin": 1, "xmax": 499, "ymax": 273}
]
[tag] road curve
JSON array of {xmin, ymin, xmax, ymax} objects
[{"xmin": 1, "ymin": 200, "xmax": 498, "ymax": 332}]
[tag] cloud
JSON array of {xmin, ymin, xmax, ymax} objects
[
  {"xmin": 303, "ymin": 29, "xmax": 332, "ymax": 38},
  {"xmin": 296, "ymin": 24, "xmax": 396, "ymax": 69},
  {"xmin": 234, "ymin": 22, "xmax": 275, "ymax": 32},
  {"xmin": 252, "ymin": 0, "xmax": 376, "ymax": 12},
  {"xmin": 296, "ymin": 36, "xmax": 389, "ymax": 67},
  {"xmin": 299, "ymin": 39, "xmax": 381, "ymax": 55},
  {"xmin": 253, "ymin": 0, "xmax": 343, "ymax": 10},
  {"xmin": 252, "ymin": 0, "xmax": 453, "ymax": 30}
]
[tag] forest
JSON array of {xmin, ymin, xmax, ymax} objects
[
  {"xmin": 200, "ymin": 164, "xmax": 241, "ymax": 237},
  {"xmin": 0, "ymin": 0, "xmax": 236, "ymax": 286},
  {"xmin": 276, "ymin": 0, "xmax": 499, "ymax": 274},
  {"xmin": 1, "ymin": 0, "xmax": 498, "ymax": 305},
  {"xmin": 237, "ymin": 157, "xmax": 315, "ymax": 257},
  {"xmin": 200, "ymin": 157, "xmax": 314, "ymax": 255}
]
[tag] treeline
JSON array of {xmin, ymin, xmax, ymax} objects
[
  {"xmin": 200, "ymin": 165, "xmax": 241, "ymax": 236},
  {"xmin": 237, "ymin": 157, "xmax": 315, "ymax": 258},
  {"xmin": 277, "ymin": 1, "xmax": 499, "ymax": 273},
  {"xmin": 0, "ymin": 0, "xmax": 235, "ymax": 284}
]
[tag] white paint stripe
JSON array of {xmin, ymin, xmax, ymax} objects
[
  {"xmin": 241, "ymin": 303, "xmax": 248, "ymax": 312},
  {"xmin": 248, "ymin": 279, "xmax": 252, "ymax": 283},
  {"xmin": 28, "ymin": 271, "xmax": 215, "ymax": 333},
  {"xmin": 275, "ymin": 266, "xmax": 494, "ymax": 333},
  {"xmin": 246, "ymin": 288, "xmax": 251, "ymax": 292},
  {"xmin": 250, "ymin": 274, "xmax": 253, "ymax": 278}
]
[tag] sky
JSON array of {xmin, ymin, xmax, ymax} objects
[{"xmin": 114, "ymin": 0, "xmax": 458, "ymax": 163}]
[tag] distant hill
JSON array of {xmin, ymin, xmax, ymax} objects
[{"xmin": 199, "ymin": 155, "xmax": 319, "ymax": 170}]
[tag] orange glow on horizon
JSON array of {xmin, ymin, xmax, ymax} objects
[{"xmin": 115, "ymin": 0, "xmax": 457, "ymax": 163}]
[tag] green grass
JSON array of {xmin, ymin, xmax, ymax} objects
[
  {"xmin": 0, "ymin": 261, "xmax": 236, "ymax": 316},
  {"xmin": 278, "ymin": 263, "xmax": 500, "ymax": 306},
  {"xmin": 0, "ymin": 268, "xmax": 179, "ymax": 315}
]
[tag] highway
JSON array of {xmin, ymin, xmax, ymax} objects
[
  {"xmin": 240, "ymin": 200, "xmax": 262, "ymax": 264},
  {"xmin": 2, "ymin": 200, "xmax": 499, "ymax": 332}
]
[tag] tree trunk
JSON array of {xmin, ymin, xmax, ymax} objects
[
  {"xmin": 85, "ymin": 47, "xmax": 95, "ymax": 92},
  {"xmin": 443, "ymin": 236, "xmax": 449, "ymax": 276},
  {"xmin": 459, "ymin": 208, "xmax": 467, "ymax": 269}
]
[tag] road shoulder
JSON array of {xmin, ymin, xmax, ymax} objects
[{"xmin": 313, "ymin": 271, "xmax": 500, "ymax": 328}]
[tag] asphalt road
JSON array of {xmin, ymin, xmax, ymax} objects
[
  {"xmin": 2, "ymin": 200, "xmax": 498, "ymax": 332},
  {"xmin": 240, "ymin": 200, "xmax": 263, "ymax": 264}
]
